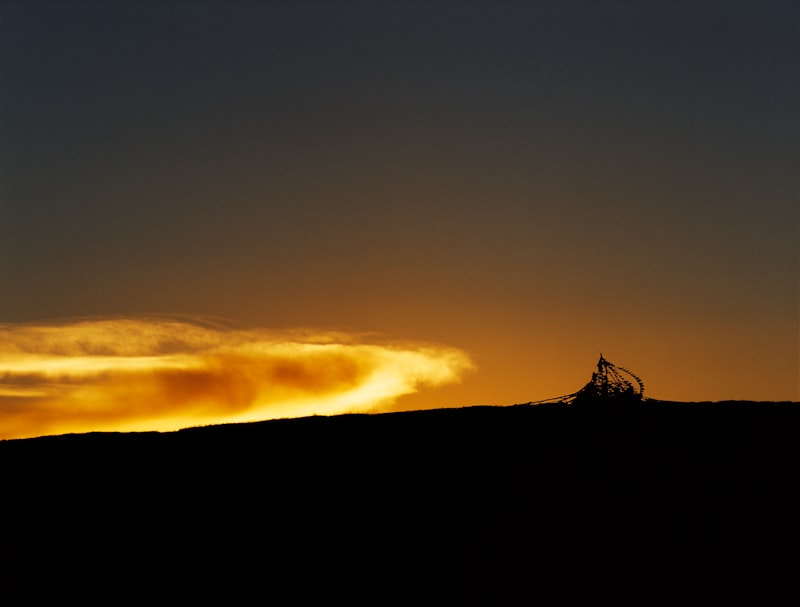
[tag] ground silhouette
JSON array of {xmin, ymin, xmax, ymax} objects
[{"xmin": 2, "ymin": 400, "xmax": 799, "ymax": 603}]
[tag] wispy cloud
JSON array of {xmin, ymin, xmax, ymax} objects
[{"xmin": 0, "ymin": 318, "xmax": 474, "ymax": 439}]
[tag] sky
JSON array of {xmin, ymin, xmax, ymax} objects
[{"xmin": 1, "ymin": 1, "xmax": 798, "ymax": 437}]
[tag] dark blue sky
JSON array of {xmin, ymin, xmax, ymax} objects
[{"xmin": 1, "ymin": 1, "xmax": 797, "ymax": 404}]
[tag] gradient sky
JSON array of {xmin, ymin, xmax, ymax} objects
[{"xmin": 1, "ymin": 0, "xmax": 798, "ymax": 428}]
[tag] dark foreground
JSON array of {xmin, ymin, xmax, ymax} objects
[{"xmin": 2, "ymin": 401, "xmax": 800, "ymax": 603}]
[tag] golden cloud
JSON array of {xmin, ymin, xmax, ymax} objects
[{"xmin": 0, "ymin": 318, "xmax": 474, "ymax": 440}]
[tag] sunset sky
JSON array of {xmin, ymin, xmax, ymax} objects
[{"xmin": 1, "ymin": 1, "xmax": 797, "ymax": 437}]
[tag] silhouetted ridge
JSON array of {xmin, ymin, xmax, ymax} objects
[{"xmin": 3, "ymin": 400, "xmax": 800, "ymax": 604}]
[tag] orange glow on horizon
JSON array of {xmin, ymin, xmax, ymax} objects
[{"xmin": 0, "ymin": 318, "xmax": 474, "ymax": 440}]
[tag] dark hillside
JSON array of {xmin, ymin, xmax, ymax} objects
[{"xmin": 2, "ymin": 401, "xmax": 800, "ymax": 603}]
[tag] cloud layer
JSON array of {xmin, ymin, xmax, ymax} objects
[{"xmin": 0, "ymin": 318, "xmax": 473, "ymax": 439}]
